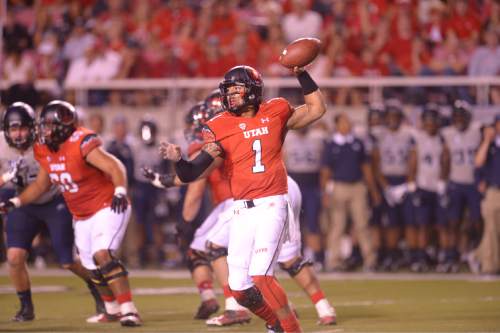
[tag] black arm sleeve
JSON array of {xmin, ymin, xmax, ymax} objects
[{"xmin": 175, "ymin": 150, "xmax": 215, "ymax": 183}]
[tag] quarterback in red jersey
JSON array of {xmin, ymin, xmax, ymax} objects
[
  {"xmin": 160, "ymin": 65, "xmax": 326, "ymax": 333},
  {"xmin": 0, "ymin": 100, "xmax": 141, "ymax": 327}
]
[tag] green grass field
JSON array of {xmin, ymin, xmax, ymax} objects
[{"xmin": 1, "ymin": 271, "xmax": 500, "ymax": 332}]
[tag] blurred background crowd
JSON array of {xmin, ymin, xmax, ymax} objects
[
  {"xmin": 1, "ymin": 0, "xmax": 499, "ymax": 106},
  {"xmin": 1, "ymin": 0, "xmax": 500, "ymax": 275}
]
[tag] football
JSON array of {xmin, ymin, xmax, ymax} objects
[{"xmin": 279, "ymin": 37, "xmax": 322, "ymax": 69}]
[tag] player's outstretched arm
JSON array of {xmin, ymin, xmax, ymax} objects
[
  {"xmin": 0, "ymin": 168, "xmax": 51, "ymax": 213},
  {"xmin": 287, "ymin": 68, "xmax": 327, "ymax": 130},
  {"xmin": 158, "ymin": 142, "xmax": 222, "ymax": 183},
  {"xmin": 182, "ymin": 178, "xmax": 207, "ymax": 222}
]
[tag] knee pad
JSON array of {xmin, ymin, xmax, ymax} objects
[
  {"xmin": 89, "ymin": 269, "xmax": 108, "ymax": 287},
  {"xmin": 99, "ymin": 259, "xmax": 128, "ymax": 284},
  {"xmin": 279, "ymin": 256, "xmax": 313, "ymax": 278},
  {"xmin": 186, "ymin": 249, "xmax": 210, "ymax": 272},
  {"xmin": 206, "ymin": 242, "xmax": 228, "ymax": 262},
  {"xmin": 232, "ymin": 286, "xmax": 263, "ymax": 311}
]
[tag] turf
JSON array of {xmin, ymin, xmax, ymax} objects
[{"xmin": 0, "ymin": 273, "xmax": 499, "ymax": 332}]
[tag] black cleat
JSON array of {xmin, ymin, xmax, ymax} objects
[
  {"xmin": 194, "ymin": 299, "xmax": 220, "ymax": 319},
  {"xmin": 266, "ymin": 320, "xmax": 284, "ymax": 333},
  {"xmin": 12, "ymin": 305, "xmax": 35, "ymax": 322}
]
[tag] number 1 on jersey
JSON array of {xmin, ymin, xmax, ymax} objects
[{"xmin": 252, "ymin": 139, "xmax": 265, "ymax": 173}]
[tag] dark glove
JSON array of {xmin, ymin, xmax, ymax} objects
[
  {"xmin": 111, "ymin": 187, "xmax": 128, "ymax": 214},
  {"xmin": 0, "ymin": 198, "xmax": 19, "ymax": 214},
  {"xmin": 141, "ymin": 167, "xmax": 175, "ymax": 188}
]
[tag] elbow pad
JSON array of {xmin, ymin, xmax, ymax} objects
[{"xmin": 175, "ymin": 150, "xmax": 214, "ymax": 183}]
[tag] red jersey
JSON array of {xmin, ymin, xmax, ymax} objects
[
  {"xmin": 187, "ymin": 141, "xmax": 232, "ymax": 206},
  {"xmin": 34, "ymin": 127, "xmax": 115, "ymax": 220},
  {"xmin": 204, "ymin": 98, "xmax": 293, "ymax": 200}
]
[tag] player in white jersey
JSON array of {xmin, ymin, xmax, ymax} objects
[
  {"xmin": 372, "ymin": 100, "xmax": 414, "ymax": 271},
  {"xmin": 440, "ymin": 100, "xmax": 482, "ymax": 272},
  {"xmin": 408, "ymin": 105, "xmax": 450, "ymax": 272},
  {"xmin": 0, "ymin": 102, "xmax": 104, "ymax": 322}
]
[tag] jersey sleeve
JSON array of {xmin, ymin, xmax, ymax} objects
[
  {"xmin": 275, "ymin": 98, "xmax": 294, "ymax": 124},
  {"xmin": 80, "ymin": 134, "xmax": 102, "ymax": 158}
]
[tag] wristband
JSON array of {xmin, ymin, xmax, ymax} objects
[
  {"xmin": 114, "ymin": 186, "xmax": 127, "ymax": 196},
  {"xmin": 11, "ymin": 197, "xmax": 21, "ymax": 208},
  {"xmin": 297, "ymin": 71, "xmax": 318, "ymax": 95}
]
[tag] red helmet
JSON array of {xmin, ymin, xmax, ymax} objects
[
  {"xmin": 39, "ymin": 100, "xmax": 77, "ymax": 151},
  {"xmin": 219, "ymin": 65, "xmax": 263, "ymax": 114},
  {"xmin": 184, "ymin": 102, "xmax": 210, "ymax": 142},
  {"xmin": 204, "ymin": 89, "xmax": 224, "ymax": 119}
]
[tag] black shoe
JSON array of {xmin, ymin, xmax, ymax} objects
[
  {"xmin": 12, "ymin": 305, "xmax": 35, "ymax": 322},
  {"xmin": 266, "ymin": 320, "xmax": 284, "ymax": 333},
  {"xmin": 194, "ymin": 299, "xmax": 220, "ymax": 319}
]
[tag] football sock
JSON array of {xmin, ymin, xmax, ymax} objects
[
  {"xmin": 232, "ymin": 287, "xmax": 279, "ymax": 326},
  {"xmin": 17, "ymin": 289, "xmax": 33, "ymax": 308},
  {"xmin": 223, "ymin": 284, "xmax": 246, "ymax": 311},
  {"xmin": 197, "ymin": 280, "xmax": 216, "ymax": 301},
  {"xmin": 101, "ymin": 295, "xmax": 120, "ymax": 315},
  {"xmin": 116, "ymin": 291, "xmax": 137, "ymax": 314},
  {"xmin": 310, "ymin": 290, "xmax": 325, "ymax": 304},
  {"xmin": 253, "ymin": 276, "xmax": 301, "ymax": 332}
]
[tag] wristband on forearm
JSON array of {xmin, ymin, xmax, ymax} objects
[
  {"xmin": 297, "ymin": 71, "xmax": 318, "ymax": 95},
  {"xmin": 175, "ymin": 150, "xmax": 214, "ymax": 183}
]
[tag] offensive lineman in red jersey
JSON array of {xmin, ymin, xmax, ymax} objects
[
  {"xmin": 159, "ymin": 65, "xmax": 327, "ymax": 333},
  {"xmin": 0, "ymin": 101, "xmax": 141, "ymax": 327}
]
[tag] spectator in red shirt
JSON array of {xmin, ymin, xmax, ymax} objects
[
  {"xmin": 259, "ymin": 24, "xmax": 289, "ymax": 77},
  {"xmin": 198, "ymin": 0, "xmax": 238, "ymax": 47},
  {"xmin": 329, "ymin": 38, "xmax": 363, "ymax": 105},
  {"xmin": 360, "ymin": 46, "xmax": 389, "ymax": 77},
  {"xmin": 383, "ymin": 12, "xmax": 415, "ymax": 75},
  {"xmin": 422, "ymin": 1, "xmax": 446, "ymax": 46},
  {"xmin": 194, "ymin": 36, "xmax": 235, "ymax": 77},
  {"xmin": 150, "ymin": 0, "xmax": 195, "ymax": 43},
  {"xmin": 445, "ymin": 0, "xmax": 481, "ymax": 42}
]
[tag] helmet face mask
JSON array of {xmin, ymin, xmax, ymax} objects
[
  {"xmin": 3, "ymin": 102, "xmax": 36, "ymax": 151},
  {"xmin": 39, "ymin": 100, "xmax": 77, "ymax": 151},
  {"xmin": 219, "ymin": 65, "xmax": 263, "ymax": 115}
]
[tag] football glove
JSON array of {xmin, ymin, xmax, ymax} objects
[
  {"xmin": 1, "ymin": 159, "xmax": 22, "ymax": 184},
  {"xmin": 111, "ymin": 186, "xmax": 128, "ymax": 214},
  {"xmin": 0, "ymin": 198, "xmax": 20, "ymax": 214},
  {"xmin": 141, "ymin": 167, "xmax": 175, "ymax": 188}
]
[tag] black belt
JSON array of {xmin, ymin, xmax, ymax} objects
[{"xmin": 243, "ymin": 200, "xmax": 255, "ymax": 208}]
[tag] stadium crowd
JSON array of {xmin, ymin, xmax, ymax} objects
[{"xmin": 2, "ymin": 0, "xmax": 500, "ymax": 106}]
